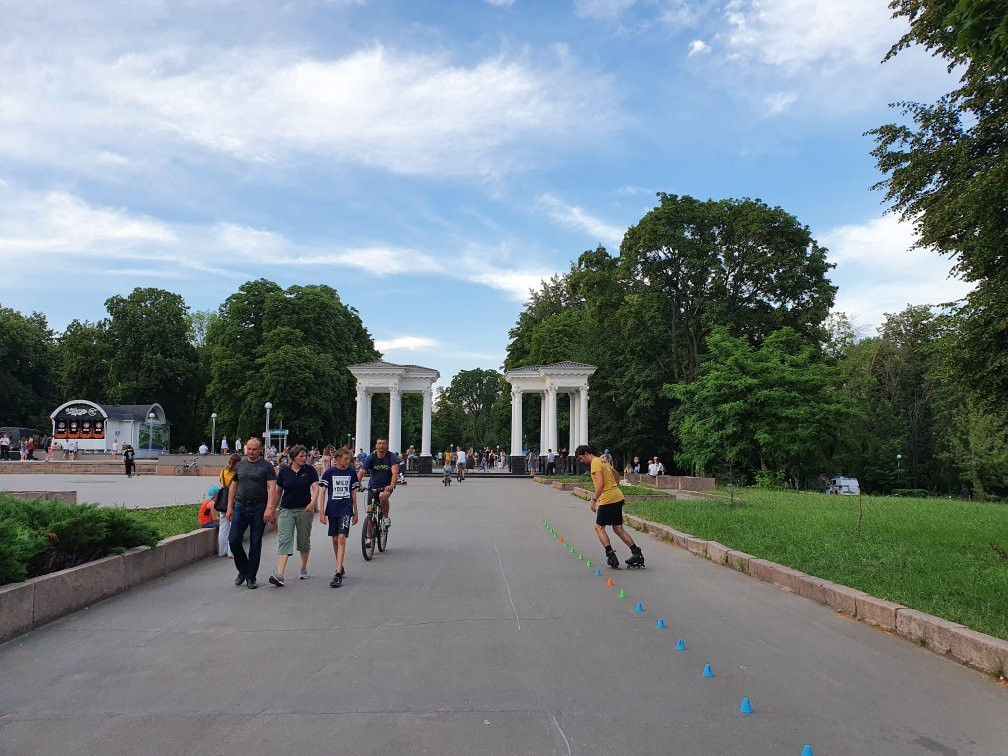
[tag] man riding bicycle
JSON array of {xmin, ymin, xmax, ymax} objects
[{"xmin": 357, "ymin": 438, "xmax": 399, "ymax": 529}]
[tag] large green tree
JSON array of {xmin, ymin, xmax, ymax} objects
[
  {"xmin": 438, "ymin": 368, "xmax": 506, "ymax": 451},
  {"xmin": 667, "ymin": 328, "xmax": 852, "ymax": 486},
  {"xmin": 506, "ymin": 196, "xmax": 837, "ymax": 469},
  {"xmin": 0, "ymin": 306, "xmax": 57, "ymax": 429},
  {"xmin": 869, "ymin": 0, "xmax": 1008, "ymax": 407},
  {"xmin": 102, "ymin": 288, "xmax": 198, "ymax": 445},
  {"xmin": 206, "ymin": 281, "xmax": 378, "ymax": 448}
]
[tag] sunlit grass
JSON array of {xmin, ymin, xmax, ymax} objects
[{"xmin": 626, "ymin": 489, "xmax": 1008, "ymax": 641}]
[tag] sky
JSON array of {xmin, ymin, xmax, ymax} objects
[{"xmin": 0, "ymin": 0, "xmax": 972, "ymax": 388}]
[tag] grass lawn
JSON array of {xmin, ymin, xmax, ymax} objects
[
  {"xmin": 122, "ymin": 504, "xmax": 202, "ymax": 540},
  {"xmin": 625, "ymin": 489, "xmax": 1008, "ymax": 642}
]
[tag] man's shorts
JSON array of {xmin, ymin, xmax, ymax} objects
[
  {"xmin": 595, "ymin": 500, "xmax": 625, "ymax": 527},
  {"xmin": 277, "ymin": 508, "xmax": 313, "ymax": 555},
  {"xmin": 328, "ymin": 511, "xmax": 353, "ymax": 538}
]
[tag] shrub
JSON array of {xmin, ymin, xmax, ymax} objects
[
  {"xmin": 754, "ymin": 470, "xmax": 787, "ymax": 490},
  {"xmin": 0, "ymin": 495, "xmax": 160, "ymax": 585}
]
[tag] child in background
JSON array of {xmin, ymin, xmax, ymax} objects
[
  {"xmin": 316, "ymin": 447, "xmax": 359, "ymax": 587},
  {"xmin": 442, "ymin": 458, "xmax": 452, "ymax": 486},
  {"xmin": 198, "ymin": 489, "xmax": 219, "ymax": 529}
]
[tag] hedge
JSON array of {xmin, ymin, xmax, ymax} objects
[{"xmin": 0, "ymin": 494, "xmax": 160, "ymax": 586}]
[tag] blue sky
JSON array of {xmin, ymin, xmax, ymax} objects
[{"xmin": 0, "ymin": 0, "xmax": 971, "ymax": 387}]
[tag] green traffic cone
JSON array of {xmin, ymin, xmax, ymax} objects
[{"xmin": 618, "ymin": 589, "xmax": 627, "ymax": 598}]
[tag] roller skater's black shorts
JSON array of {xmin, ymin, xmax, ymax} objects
[{"xmin": 595, "ymin": 500, "xmax": 625, "ymax": 527}]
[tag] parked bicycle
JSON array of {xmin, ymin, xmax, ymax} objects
[
  {"xmin": 174, "ymin": 458, "xmax": 200, "ymax": 476},
  {"xmin": 360, "ymin": 488, "xmax": 388, "ymax": 561}
]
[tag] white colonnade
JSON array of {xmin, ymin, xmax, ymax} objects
[
  {"xmin": 503, "ymin": 362, "xmax": 597, "ymax": 475},
  {"xmin": 348, "ymin": 361, "xmax": 440, "ymax": 473}
]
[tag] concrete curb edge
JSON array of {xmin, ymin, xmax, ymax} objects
[{"xmin": 0, "ymin": 528, "xmax": 217, "ymax": 644}]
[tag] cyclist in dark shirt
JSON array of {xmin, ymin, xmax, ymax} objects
[{"xmin": 356, "ymin": 437, "xmax": 399, "ymax": 529}]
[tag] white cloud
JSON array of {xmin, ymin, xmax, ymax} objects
[
  {"xmin": 764, "ymin": 90, "xmax": 797, "ymax": 114},
  {"xmin": 537, "ymin": 193, "xmax": 625, "ymax": 248},
  {"xmin": 0, "ymin": 42, "xmax": 617, "ymax": 180},
  {"xmin": 485, "ymin": 0, "xmax": 515, "ymax": 6},
  {"xmin": 0, "ymin": 183, "xmax": 557, "ymax": 305},
  {"xmin": 688, "ymin": 39, "xmax": 711, "ymax": 57},
  {"xmin": 375, "ymin": 336, "xmax": 440, "ymax": 351},
  {"xmin": 822, "ymin": 214, "xmax": 973, "ymax": 330},
  {"xmin": 725, "ymin": 0, "xmax": 899, "ymax": 72}
]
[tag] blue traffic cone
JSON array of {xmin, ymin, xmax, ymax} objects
[
  {"xmin": 634, "ymin": 601, "xmax": 644, "ymax": 613},
  {"xmin": 702, "ymin": 663, "xmax": 714, "ymax": 677},
  {"xmin": 675, "ymin": 638, "xmax": 686, "ymax": 650},
  {"xmin": 656, "ymin": 618, "xmax": 666, "ymax": 629},
  {"xmin": 740, "ymin": 698, "xmax": 752, "ymax": 714},
  {"xmin": 801, "ymin": 746, "xmax": 813, "ymax": 756},
  {"xmin": 594, "ymin": 568, "xmax": 601, "ymax": 576}
]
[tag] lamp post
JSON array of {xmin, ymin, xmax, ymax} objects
[
  {"xmin": 896, "ymin": 454, "xmax": 902, "ymax": 469},
  {"xmin": 211, "ymin": 413, "xmax": 217, "ymax": 454},
  {"xmin": 264, "ymin": 402, "xmax": 272, "ymax": 450},
  {"xmin": 147, "ymin": 411, "xmax": 155, "ymax": 454}
]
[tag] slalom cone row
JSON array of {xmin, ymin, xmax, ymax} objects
[{"xmin": 540, "ymin": 516, "xmax": 816, "ymax": 754}]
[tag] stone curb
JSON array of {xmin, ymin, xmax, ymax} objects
[
  {"xmin": 616, "ymin": 509, "xmax": 1008, "ymax": 679},
  {"xmin": 0, "ymin": 528, "xmax": 217, "ymax": 644}
]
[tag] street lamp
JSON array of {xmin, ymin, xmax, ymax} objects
[
  {"xmin": 264, "ymin": 402, "xmax": 272, "ymax": 449},
  {"xmin": 211, "ymin": 412, "xmax": 217, "ymax": 454},
  {"xmin": 896, "ymin": 454, "xmax": 902, "ymax": 469},
  {"xmin": 147, "ymin": 411, "xmax": 155, "ymax": 454}
]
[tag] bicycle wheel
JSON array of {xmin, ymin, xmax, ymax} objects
[
  {"xmin": 377, "ymin": 515, "xmax": 388, "ymax": 552},
  {"xmin": 174, "ymin": 464, "xmax": 185, "ymax": 476},
  {"xmin": 361, "ymin": 512, "xmax": 375, "ymax": 561}
]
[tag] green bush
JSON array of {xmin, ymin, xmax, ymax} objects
[
  {"xmin": 754, "ymin": 469, "xmax": 787, "ymax": 490},
  {"xmin": 0, "ymin": 495, "xmax": 160, "ymax": 586},
  {"xmin": 893, "ymin": 488, "xmax": 930, "ymax": 498}
]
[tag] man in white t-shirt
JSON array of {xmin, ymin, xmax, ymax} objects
[
  {"xmin": 647, "ymin": 458, "xmax": 659, "ymax": 478},
  {"xmin": 456, "ymin": 447, "xmax": 467, "ymax": 481},
  {"xmin": 199, "ymin": 442, "xmax": 209, "ymax": 455}
]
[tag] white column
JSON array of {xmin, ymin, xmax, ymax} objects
[
  {"xmin": 510, "ymin": 387, "xmax": 523, "ymax": 456},
  {"xmin": 421, "ymin": 388, "xmax": 433, "ymax": 457},
  {"xmin": 389, "ymin": 387, "xmax": 402, "ymax": 454},
  {"xmin": 362, "ymin": 389, "xmax": 372, "ymax": 452},
  {"xmin": 568, "ymin": 392, "xmax": 577, "ymax": 451},
  {"xmin": 579, "ymin": 385, "xmax": 589, "ymax": 446},
  {"xmin": 354, "ymin": 383, "xmax": 367, "ymax": 455},
  {"xmin": 545, "ymin": 384, "xmax": 557, "ymax": 452},
  {"xmin": 539, "ymin": 393, "xmax": 547, "ymax": 455}
]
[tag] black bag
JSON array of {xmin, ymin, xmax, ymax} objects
[{"xmin": 213, "ymin": 486, "xmax": 229, "ymax": 513}]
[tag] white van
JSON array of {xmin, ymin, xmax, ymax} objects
[{"xmin": 827, "ymin": 476, "xmax": 860, "ymax": 495}]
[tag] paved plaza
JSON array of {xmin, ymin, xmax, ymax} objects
[{"xmin": 0, "ymin": 477, "xmax": 1005, "ymax": 755}]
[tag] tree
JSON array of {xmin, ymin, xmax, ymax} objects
[
  {"xmin": 620, "ymin": 194, "xmax": 836, "ymax": 383},
  {"xmin": 506, "ymin": 196, "xmax": 838, "ymax": 469},
  {"xmin": 440, "ymin": 369, "xmax": 506, "ymax": 450},
  {"xmin": 0, "ymin": 306, "xmax": 57, "ymax": 428},
  {"xmin": 55, "ymin": 320, "xmax": 111, "ymax": 406},
  {"xmin": 667, "ymin": 328, "xmax": 852, "ymax": 485},
  {"xmin": 103, "ymin": 288, "xmax": 198, "ymax": 445},
  {"xmin": 869, "ymin": 0, "xmax": 1008, "ymax": 407},
  {"xmin": 206, "ymin": 281, "xmax": 379, "ymax": 448}
]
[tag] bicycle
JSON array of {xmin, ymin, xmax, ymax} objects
[
  {"xmin": 174, "ymin": 458, "xmax": 200, "ymax": 475},
  {"xmin": 360, "ymin": 488, "xmax": 388, "ymax": 561}
]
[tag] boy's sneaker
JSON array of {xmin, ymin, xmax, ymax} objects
[
  {"xmin": 299, "ymin": 568, "xmax": 310, "ymax": 580},
  {"xmin": 330, "ymin": 572, "xmax": 343, "ymax": 588},
  {"xmin": 268, "ymin": 573, "xmax": 285, "ymax": 587}
]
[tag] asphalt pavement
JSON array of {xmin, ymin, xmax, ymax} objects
[{"xmin": 0, "ymin": 477, "xmax": 1005, "ymax": 755}]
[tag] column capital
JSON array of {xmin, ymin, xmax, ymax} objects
[{"xmin": 389, "ymin": 386, "xmax": 401, "ymax": 399}]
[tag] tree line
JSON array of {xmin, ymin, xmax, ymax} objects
[{"xmin": 0, "ymin": 281, "xmax": 380, "ymax": 451}]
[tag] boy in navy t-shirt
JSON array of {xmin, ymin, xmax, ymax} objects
[{"xmin": 316, "ymin": 447, "xmax": 359, "ymax": 587}]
